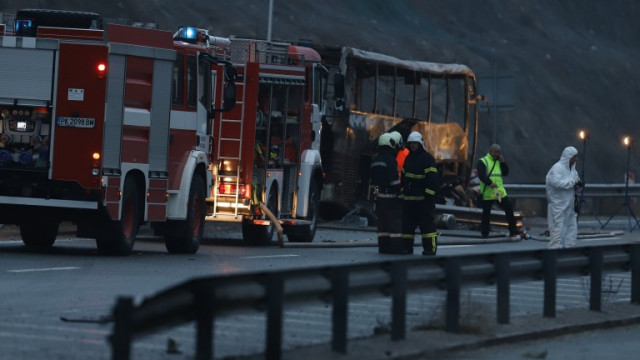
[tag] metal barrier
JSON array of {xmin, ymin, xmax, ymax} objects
[
  {"xmin": 504, "ymin": 183, "xmax": 640, "ymax": 198},
  {"xmin": 109, "ymin": 243, "xmax": 640, "ymax": 360}
]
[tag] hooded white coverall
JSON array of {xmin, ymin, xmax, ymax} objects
[{"xmin": 545, "ymin": 146, "xmax": 580, "ymax": 249}]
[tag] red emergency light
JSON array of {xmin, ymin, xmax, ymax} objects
[
  {"xmin": 218, "ymin": 183, "xmax": 248, "ymax": 197},
  {"xmin": 97, "ymin": 62, "xmax": 107, "ymax": 79}
]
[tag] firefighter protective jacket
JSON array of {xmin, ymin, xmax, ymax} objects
[
  {"xmin": 400, "ymin": 147, "xmax": 439, "ymax": 201},
  {"xmin": 370, "ymin": 146, "xmax": 401, "ymax": 194}
]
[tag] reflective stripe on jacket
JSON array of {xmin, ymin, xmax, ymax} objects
[
  {"xmin": 479, "ymin": 153, "xmax": 507, "ymax": 200},
  {"xmin": 400, "ymin": 147, "xmax": 439, "ymax": 201}
]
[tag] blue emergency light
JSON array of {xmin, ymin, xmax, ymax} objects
[
  {"xmin": 173, "ymin": 26, "xmax": 198, "ymax": 43},
  {"xmin": 15, "ymin": 19, "xmax": 33, "ymax": 36}
]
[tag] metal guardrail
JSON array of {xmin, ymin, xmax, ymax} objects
[
  {"xmin": 109, "ymin": 243, "xmax": 640, "ymax": 360},
  {"xmin": 504, "ymin": 183, "xmax": 640, "ymax": 198}
]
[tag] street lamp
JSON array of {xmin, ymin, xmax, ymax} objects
[
  {"xmin": 576, "ymin": 130, "xmax": 588, "ymax": 222},
  {"xmin": 601, "ymin": 135, "xmax": 640, "ymax": 232}
]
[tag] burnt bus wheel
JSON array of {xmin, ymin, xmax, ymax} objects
[
  {"xmin": 242, "ymin": 185, "xmax": 278, "ymax": 245},
  {"xmin": 164, "ymin": 175, "xmax": 205, "ymax": 254},
  {"xmin": 287, "ymin": 179, "xmax": 319, "ymax": 243},
  {"xmin": 96, "ymin": 177, "xmax": 140, "ymax": 255},
  {"xmin": 20, "ymin": 220, "xmax": 59, "ymax": 249}
]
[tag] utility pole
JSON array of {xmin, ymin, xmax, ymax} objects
[{"xmin": 267, "ymin": 0, "xmax": 274, "ymax": 42}]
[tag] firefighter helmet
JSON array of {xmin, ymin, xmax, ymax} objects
[
  {"xmin": 389, "ymin": 131, "xmax": 403, "ymax": 150},
  {"xmin": 377, "ymin": 133, "xmax": 392, "ymax": 147},
  {"xmin": 407, "ymin": 131, "xmax": 425, "ymax": 149}
]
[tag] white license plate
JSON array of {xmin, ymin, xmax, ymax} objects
[{"xmin": 56, "ymin": 117, "xmax": 95, "ymax": 128}]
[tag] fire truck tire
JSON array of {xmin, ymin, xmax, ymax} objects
[
  {"xmin": 96, "ymin": 177, "xmax": 140, "ymax": 255},
  {"xmin": 20, "ymin": 220, "xmax": 59, "ymax": 249},
  {"xmin": 164, "ymin": 175, "xmax": 205, "ymax": 254},
  {"xmin": 242, "ymin": 185, "xmax": 278, "ymax": 245},
  {"xmin": 287, "ymin": 179, "xmax": 319, "ymax": 243}
]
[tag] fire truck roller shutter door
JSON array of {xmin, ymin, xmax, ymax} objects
[
  {"xmin": 102, "ymin": 53, "xmax": 126, "ymax": 171},
  {"xmin": 148, "ymin": 58, "xmax": 173, "ymax": 175}
]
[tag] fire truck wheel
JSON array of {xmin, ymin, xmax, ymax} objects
[
  {"xmin": 287, "ymin": 180, "xmax": 319, "ymax": 243},
  {"xmin": 164, "ymin": 175, "xmax": 205, "ymax": 254},
  {"xmin": 96, "ymin": 177, "xmax": 140, "ymax": 255},
  {"xmin": 20, "ymin": 220, "xmax": 59, "ymax": 249},
  {"xmin": 242, "ymin": 185, "xmax": 278, "ymax": 245}
]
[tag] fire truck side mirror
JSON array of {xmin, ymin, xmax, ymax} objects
[
  {"xmin": 333, "ymin": 73, "xmax": 345, "ymax": 99},
  {"xmin": 222, "ymin": 81, "xmax": 236, "ymax": 111},
  {"xmin": 222, "ymin": 64, "xmax": 238, "ymax": 112}
]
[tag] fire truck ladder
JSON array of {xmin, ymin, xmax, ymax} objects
[{"xmin": 212, "ymin": 78, "xmax": 245, "ymax": 219}]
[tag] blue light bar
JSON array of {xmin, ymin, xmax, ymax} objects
[{"xmin": 174, "ymin": 26, "xmax": 198, "ymax": 43}]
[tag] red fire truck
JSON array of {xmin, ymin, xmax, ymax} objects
[{"xmin": 0, "ymin": 9, "xmax": 326, "ymax": 254}]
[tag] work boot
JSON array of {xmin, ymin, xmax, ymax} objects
[{"xmin": 422, "ymin": 236, "xmax": 437, "ymax": 255}]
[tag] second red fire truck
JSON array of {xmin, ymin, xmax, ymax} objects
[{"xmin": 0, "ymin": 9, "xmax": 327, "ymax": 254}]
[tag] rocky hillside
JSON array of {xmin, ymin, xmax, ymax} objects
[{"xmin": 2, "ymin": 0, "xmax": 639, "ymax": 183}]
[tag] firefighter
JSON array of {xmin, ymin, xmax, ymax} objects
[
  {"xmin": 477, "ymin": 144, "xmax": 520, "ymax": 240},
  {"xmin": 370, "ymin": 133, "xmax": 403, "ymax": 254},
  {"xmin": 400, "ymin": 131, "xmax": 440, "ymax": 255}
]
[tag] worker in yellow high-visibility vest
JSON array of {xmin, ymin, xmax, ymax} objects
[{"xmin": 477, "ymin": 144, "xmax": 520, "ymax": 240}]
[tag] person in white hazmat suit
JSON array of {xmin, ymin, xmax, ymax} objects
[{"xmin": 545, "ymin": 146, "xmax": 584, "ymax": 249}]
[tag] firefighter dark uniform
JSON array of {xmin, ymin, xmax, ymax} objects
[
  {"xmin": 370, "ymin": 133, "xmax": 403, "ymax": 254},
  {"xmin": 401, "ymin": 131, "xmax": 439, "ymax": 255}
]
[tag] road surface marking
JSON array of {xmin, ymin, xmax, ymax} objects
[
  {"xmin": 8, "ymin": 266, "xmax": 80, "ymax": 273},
  {"xmin": 241, "ymin": 254, "xmax": 300, "ymax": 259}
]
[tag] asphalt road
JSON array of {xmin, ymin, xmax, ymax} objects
[
  {"xmin": 0, "ymin": 219, "xmax": 637, "ymax": 359},
  {"xmin": 438, "ymin": 323, "xmax": 640, "ymax": 360}
]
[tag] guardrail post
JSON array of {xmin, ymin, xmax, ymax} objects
[
  {"xmin": 331, "ymin": 268, "xmax": 349, "ymax": 353},
  {"xmin": 496, "ymin": 253, "xmax": 510, "ymax": 324},
  {"xmin": 195, "ymin": 287, "xmax": 215, "ymax": 360},
  {"xmin": 632, "ymin": 244, "xmax": 640, "ymax": 304},
  {"xmin": 110, "ymin": 296, "xmax": 133, "ymax": 360},
  {"xmin": 445, "ymin": 257, "xmax": 461, "ymax": 332},
  {"xmin": 391, "ymin": 262, "xmax": 407, "ymax": 340},
  {"xmin": 590, "ymin": 249, "xmax": 603, "ymax": 312},
  {"xmin": 266, "ymin": 274, "xmax": 284, "ymax": 360},
  {"xmin": 543, "ymin": 250, "xmax": 557, "ymax": 317}
]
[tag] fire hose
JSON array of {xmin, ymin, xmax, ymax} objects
[{"xmin": 259, "ymin": 202, "xmax": 284, "ymax": 248}]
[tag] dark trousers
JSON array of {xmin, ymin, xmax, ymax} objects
[
  {"xmin": 401, "ymin": 199, "xmax": 437, "ymax": 255},
  {"xmin": 375, "ymin": 195, "xmax": 403, "ymax": 254},
  {"xmin": 481, "ymin": 196, "xmax": 519, "ymax": 236}
]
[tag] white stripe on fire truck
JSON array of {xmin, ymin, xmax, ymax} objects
[
  {"xmin": 123, "ymin": 107, "xmax": 151, "ymax": 127},
  {"xmin": 0, "ymin": 196, "xmax": 98, "ymax": 209},
  {"xmin": 2, "ymin": 36, "xmax": 16, "ymax": 47},
  {"xmin": 168, "ymin": 110, "xmax": 198, "ymax": 131},
  {"xmin": 21, "ymin": 37, "xmax": 36, "ymax": 48},
  {"xmin": 121, "ymin": 109, "xmax": 198, "ymax": 130}
]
